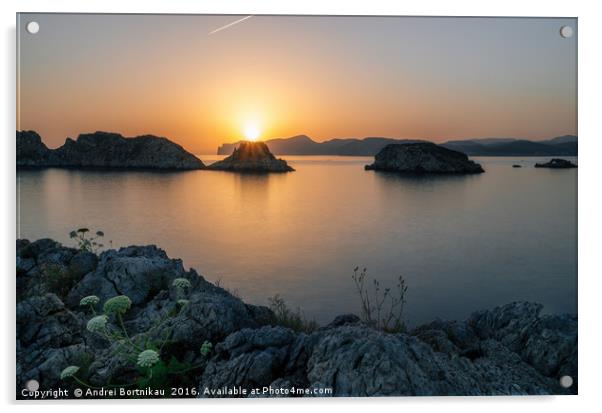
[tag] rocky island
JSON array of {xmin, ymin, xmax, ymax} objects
[
  {"xmin": 534, "ymin": 159, "xmax": 578, "ymax": 169},
  {"xmin": 17, "ymin": 238, "xmax": 576, "ymax": 398},
  {"xmin": 17, "ymin": 130, "xmax": 205, "ymax": 170},
  {"xmin": 208, "ymin": 141, "xmax": 294, "ymax": 172},
  {"xmin": 365, "ymin": 143, "xmax": 484, "ymax": 174}
]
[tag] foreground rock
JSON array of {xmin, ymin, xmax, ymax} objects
[
  {"xmin": 208, "ymin": 141, "xmax": 294, "ymax": 173},
  {"xmin": 534, "ymin": 159, "xmax": 577, "ymax": 169},
  {"xmin": 17, "ymin": 238, "xmax": 576, "ymax": 398},
  {"xmin": 201, "ymin": 302, "xmax": 576, "ymax": 397},
  {"xmin": 365, "ymin": 143, "xmax": 484, "ymax": 174},
  {"xmin": 16, "ymin": 130, "xmax": 205, "ymax": 170},
  {"xmin": 17, "ymin": 238, "xmax": 269, "ymax": 398}
]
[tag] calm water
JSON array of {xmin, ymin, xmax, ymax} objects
[{"xmin": 17, "ymin": 156, "xmax": 577, "ymax": 325}]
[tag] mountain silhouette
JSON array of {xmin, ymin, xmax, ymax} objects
[{"xmin": 217, "ymin": 135, "xmax": 577, "ymax": 157}]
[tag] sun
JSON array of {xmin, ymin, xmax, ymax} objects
[{"xmin": 243, "ymin": 122, "xmax": 261, "ymax": 141}]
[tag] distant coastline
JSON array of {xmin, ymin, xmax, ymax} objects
[{"xmin": 217, "ymin": 135, "xmax": 578, "ymax": 157}]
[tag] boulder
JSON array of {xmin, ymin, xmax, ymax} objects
[
  {"xmin": 208, "ymin": 141, "xmax": 294, "ymax": 172},
  {"xmin": 17, "ymin": 238, "xmax": 61, "ymax": 259},
  {"xmin": 171, "ymin": 292, "xmax": 259, "ymax": 340},
  {"xmin": 66, "ymin": 245, "xmax": 193, "ymax": 307},
  {"xmin": 365, "ymin": 143, "xmax": 484, "ymax": 174},
  {"xmin": 16, "ymin": 239, "xmax": 87, "ymax": 300},
  {"xmin": 414, "ymin": 302, "xmax": 577, "ymax": 392},
  {"xmin": 534, "ymin": 159, "xmax": 577, "ymax": 168},
  {"xmin": 199, "ymin": 326, "xmax": 308, "ymax": 398},
  {"xmin": 519, "ymin": 314, "xmax": 577, "ymax": 385},
  {"xmin": 468, "ymin": 301, "xmax": 543, "ymax": 349},
  {"xmin": 327, "ymin": 314, "xmax": 361, "ymax": 328},
  {"xmin": 303, "ymin": 325, "xmax": 560, "ymax": 396},
  {"xmin": 68, "ymin": 251, "xmax": 99, "ymax": 278},
  {"xmin": 16, "ymin": 294, "xmax": 90, "ymax": 391}
]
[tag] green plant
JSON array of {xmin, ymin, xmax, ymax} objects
[
  {"xmin": 42, "ymin": 263, "xmax": 81, "ymax": 299},
  {"xmin": 268, "ymin": 294, "xmax": 319, "ymax": 333},
  {"xmin": 200, "ymin": 340, "xmax": 213, "ymax": 357},
  {"xmin": 61, "ymin": 285, "xmax": 212, "ymax": 393},
  {"xmin": 214, "ymin": 277, "xmax": 242, "ymax": 299},
  {"xmin": 352, "ymin": 267, "xmax": 408, "ymax": 333},
  {"xmin": 69, "ymin": 228, "xmax": 105, "ymax": 253},
  {"xmin": 80, "ymin": 295, "xmax": 100, "ymax": 312},
  {"xmin": 172, "ymin": 278, "xmax": 191, "ymax": 300}
]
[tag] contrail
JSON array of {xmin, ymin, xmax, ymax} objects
[{"xmin": 209, "ymin": 15, "xmax": 253, "ymax": 35}]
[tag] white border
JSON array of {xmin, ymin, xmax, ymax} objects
[{"xmin": 3, "ymin": 0, "xmax": 602, "ymax": 412}]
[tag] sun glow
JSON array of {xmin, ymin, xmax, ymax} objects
[{"xmin": 243, "ymin": 122, "xmax": 261, "ymax": 141}]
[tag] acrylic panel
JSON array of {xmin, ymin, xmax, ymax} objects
[{"xmin": 16, "ymin": 13, "xmax": 577, "ymax": 399}]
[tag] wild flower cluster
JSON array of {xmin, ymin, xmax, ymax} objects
[
  {"xmin": 69, "ymin": 228, "xmax": 106, "ymax": 253},
  {"xmin": 172, "ymin": 278, "xmax": 191, "ymax": 290},
  {"xmin": 80, "ymin": 295, "xmax": 100, "ymax": 307},
  {"xmin": 60, "ymin": 279, "xmax": 213, "ymax": 390},
  {"xmin": 103, "ymin": 295, "xmax": 132, "ymax": 315},
  {"xmin": 86, "ymin": 315, "xmax": 108, "ymax": 333},
  {"xmin": 352, "ymin": 267, "xmax": 409, "ymax": 332},
  {"xmin": 137, "ymin": 349, "xmax": 160, "ymax": 368}
]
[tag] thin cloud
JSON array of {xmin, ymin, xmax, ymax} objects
[{"xmin": 209, "ymin": 15, "xmax": 253, "ymax": 35}]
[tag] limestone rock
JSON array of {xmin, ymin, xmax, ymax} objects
[
  {"xmin": 66, "ymin": 245, "xmax": 192, "ymax": 307},
  {"xmin": 17, "ymin": 294, "xmax": 89, "ymax": 391}
]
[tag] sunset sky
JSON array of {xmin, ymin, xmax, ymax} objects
[{"xmin": 18, "ymin": 14, "xmax": 577, "ymax": 154}]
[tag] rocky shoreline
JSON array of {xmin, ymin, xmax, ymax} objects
[{"xmin": 17, "ymin": 238, "xmax": 577, "ymax": 398}]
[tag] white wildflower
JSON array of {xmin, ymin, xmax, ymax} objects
[
  {"xmin": 137, "ymin": 349, "xmax": 160, "ymax": 368},
  {"xmin": 80, "ymin": 295, "xmax": 100, "ymax": 307},
  {"xmin": 103, "ymin": 295, "xmax": 132, "ymax": 315},
  {"xmin": 60, "ymin": 365, "xmax": 80, "ymax": 380},
  {"xmin": 172, "ymin": 278, "xmax": 191, "ymax": 289},
  {"xmin": 86, "ymin": 315, "xmax": 108, "ymax": 333}
]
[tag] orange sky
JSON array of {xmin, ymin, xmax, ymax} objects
[{"xmin": 18, "ymin": 14, "xmax": 577, "ymax": 154}]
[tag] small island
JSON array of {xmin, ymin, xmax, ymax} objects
[
  {"xmin": 365, "ymin": 142, "xmax": 484, "ymax": 174},
  {"xmin": 208, "ymin": 141, "xmax": 294, "ymax": 173},
  {"xmin": 534, "ymin": 159, "xmax": 577, "ymax": 169},
  {"xmin": 17, "ymin": 130, "xmax": 205, "ymax": 170}
]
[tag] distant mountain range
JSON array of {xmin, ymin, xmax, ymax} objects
[{"xmin": 217, "ymin": 135, "xmax": 577, "ymax": 157}]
